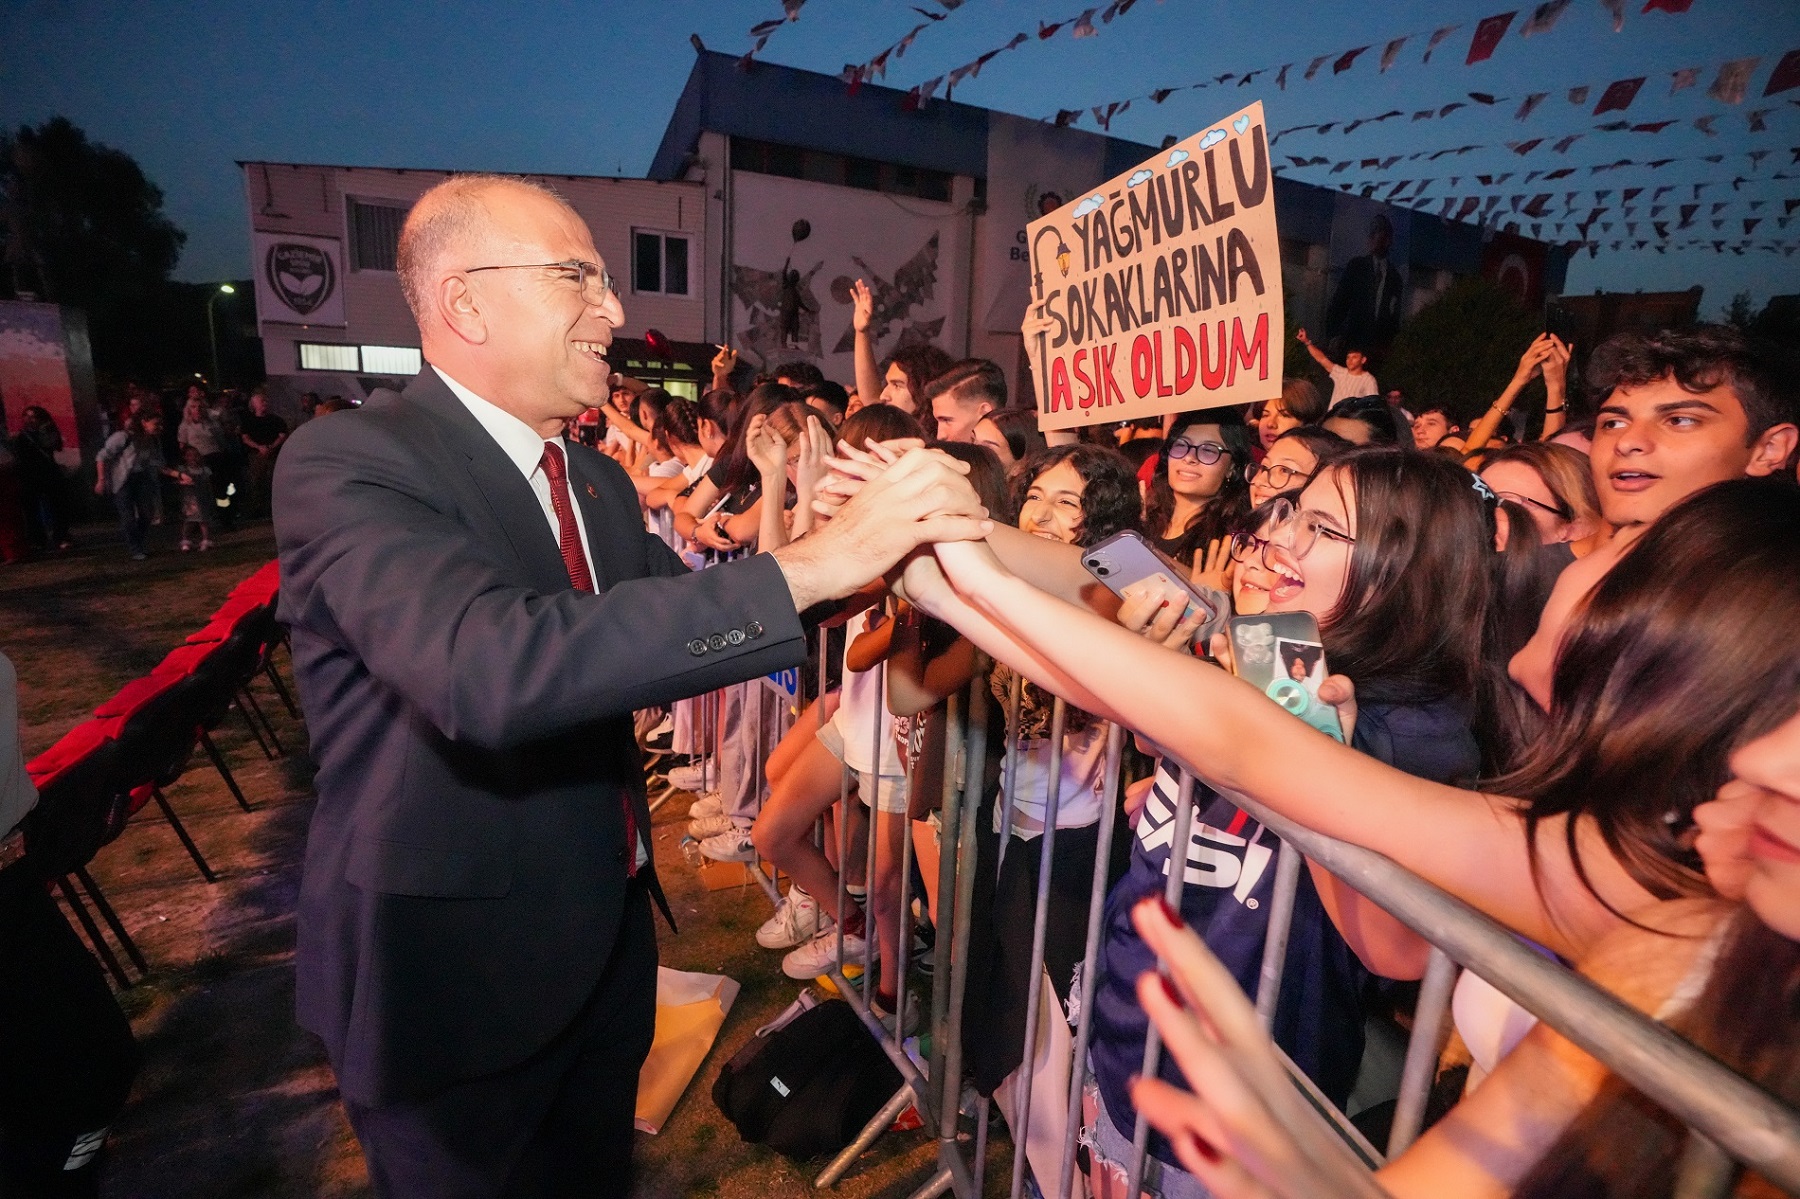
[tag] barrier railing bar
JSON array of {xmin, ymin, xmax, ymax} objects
[
  {"xmin": 1007, "ymin": 696, "xmax": 1070, "ymax": 1199},
  {"xmin": 971, "ymin": 1095, "xmax": 992, "ymax": 1198},
  {"xmin": 1385, "ymin": 947, "xmax": 1458, "ymax": 1157},
  {"xmin": 1267, "ymin": 1039, "xmax": 1387, "ymax": 1173},
  {"xmin": 938, "ymin": 673, "xmax": 990, "ymax": 1191},
  {"xmin": 1674, "ymin": 1132, "xmax": 1737, "ymax": 1199},
  {"xmin": 1056, "ymin": 721, "xmax": 1126, "ymax": 1199},
  {"xmin": 925, "ymin": 690, "xmax": 965, "ymax": 1154},
  {"xmin": 1252, "ymin": 841, "xmax": 1304, "ymax": 1030},
  {"xmin": 1123, "ymin": 767, "xmax": 1199, "ymax": 1199},
  {"xmin": 817, "ymin": 1083, "xmax": 918, "ymax": 1190},
  {"xmin": 1211, "ymin": 781, "xmax": 1800, "ymax": 1193},
  {"xmin": 861, "ymin": 663, "xmax": 883, "ymax": 991},
  {"xmin": 995, "ymin": 674, "xmax": 1024, "ymax": 877}
]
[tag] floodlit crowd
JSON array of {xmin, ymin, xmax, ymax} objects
[{"xmin": 608, "ymin": 314, "xmax": 1800, "ymax": 1198}]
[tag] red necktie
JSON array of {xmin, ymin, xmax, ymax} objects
[{"xmin": 539, "ymin": 441, "xmax": 637, "ymax": 876}]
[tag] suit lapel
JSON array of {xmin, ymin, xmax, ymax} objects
[{"xmin": 403, "ymin": 370, "xmax": 572, "ymax": 595}]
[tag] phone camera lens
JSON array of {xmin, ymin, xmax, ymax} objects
[{"xmin": 1096, "ymin": 565, "xmax": 1111, "ymax": 576}]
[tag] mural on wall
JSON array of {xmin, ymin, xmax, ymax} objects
[
  {"xmin": 730, "ymin": 172, "xmax": 961, "ymax": 377},
  {"xmin": 0, "ymin": 302, "xmax": 76, "ymax": 445},
  {"xmin": 827, "ymin": 232, "xmax": 942, "ymax": 354}
]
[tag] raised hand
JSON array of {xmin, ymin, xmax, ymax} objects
[
  {"xmin": 850, "ymin": 279, "xmax": 874, "ymax": 333},
  {"xmin": 1541, "ymin": 334, "xmax": 1571, "ymax": 391},
  {"xmin": 710, "ymin": 344, "xmax": 739, "ymax": 379},
  {"xmin": 1193, "ymin": 536, "xmax": 1233, "ymax": 597},
  {"xmin": 1117, "ymin": 578, "xmax": 1208, "ymax": 651},
  {"xmin": 1511, "ymin": 333, "xmax": 1555, "ymax": 385},
  {"xmin": 1295, "ymin": 327, "xmax": 1311, "ymax": 346},
  {"xmin": 745, "ymin": 413, "xmax": 787, "ymax": 481}
]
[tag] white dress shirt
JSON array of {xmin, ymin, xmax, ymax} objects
[
  {"xmin": 434, "ymin": 367, "xmax": 646, "ymax": 869},
  {"xmin": 435, "ymin": 367, "xmax": 598, "ymax": 580}
]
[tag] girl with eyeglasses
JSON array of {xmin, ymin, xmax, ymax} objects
[
  {"xmin": 901, "ymin": 449, "xmax": 1515, "ymax": 1198},
  {"xmin": 1142, "ymin": 412, "xmax": 1255, "ymax": 592},
  {"xmin": 1245, "ymin": 426, "xmax": 1354, "ymax": 510},
  {"xmin": 1477, "ymin": 442, "xmax": 1602, "ymax": 556}
]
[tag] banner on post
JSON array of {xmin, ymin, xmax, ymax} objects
[{"xmin": 1023, "ymin": 100, "xmax": 1283, "ymax": 430}]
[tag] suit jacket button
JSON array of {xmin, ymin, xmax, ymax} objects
[
  {"xmin": 727, "ymin": 628, "xmax": 745, "ymax": 646},
  {"xmin": 708, "ymin": 633, "xmax": 728, "ymax": 652},
  {"xmin": 745, "ymin": 620, "xmax": 764, "ymax": 640},
  {"xmin": 688, "ymin": 638, "xmax": 708, "ymax": 656},
  {"xmin": 615, "ymin": 846, "xmax": 628, "ymax": 864}
]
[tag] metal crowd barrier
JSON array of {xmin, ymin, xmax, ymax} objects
[{"xmin": 800, "ymin": 662, "xmax": 1800, "ymax": 1199}]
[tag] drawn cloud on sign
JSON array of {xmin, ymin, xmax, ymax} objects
[
  {"xmin": 1071, "ymin": 194, "xmax": 1106, "ymax": 217},
  {"xmin": 1127, "ymin": 169, "xmax": 1154, "ymax": 188},
  {"xmin": 1199, "ymin": 128, "xmax": 1227, "ymax": 150},
  {"xmin": 1165, "ymin": 149, "xmax": 1190, "ymax": 167}
]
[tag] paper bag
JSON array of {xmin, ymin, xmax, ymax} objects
[{"xmin": 633, "ymin": 967, "xmax": 740, "ymax": 1134}]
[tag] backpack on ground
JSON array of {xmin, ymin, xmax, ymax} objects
[{"xmin": 711, "ymin": 998, "xmax": 904, "ymax": 1160}]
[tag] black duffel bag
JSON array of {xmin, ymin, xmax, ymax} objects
[{"xmin": 711, "ymin": 998, "xmax": 904, "ymax": 1160}]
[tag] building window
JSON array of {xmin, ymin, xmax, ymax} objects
[
  {"xmin": 730, "ymin": 137, "xmax": 954, "ymax": 203},
  {"xmin": 633, "ymin": 231, "xmax": 691, "ymax": 296},
  {"xmin": 298, "ymin": 342, "xmax": 421, "ymax": 374},
  {"xmin": 359, "ymin": 344, "xmax": 423, "ymax": 375},
  {"xmin": 348, "ymin": 199, "xmax": 409, "ymax": 271}
]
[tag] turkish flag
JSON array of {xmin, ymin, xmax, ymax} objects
[
  {"xmin": 1466, "ymin": 12, "xmax": 1516, "ymax": 64},
  {"xmin": 1593, "ymin": 77, "xmax": 1645, "ymax": 114},
  {"xmin": 1641, "ymin": 0, "xmax": 1693, "ymax": 11},
  {"xmin": 1482, "ymin": 231, "xmax": 1546, "ymax": 306},
  {"xmin": 1765, "ymin": 49, "xmax": 1800, "ymax": 97}
]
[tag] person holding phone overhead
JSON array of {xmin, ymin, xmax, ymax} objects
[{"xmin": 273, "ymin": 174, "xmax": 992, "ymax": 1198}]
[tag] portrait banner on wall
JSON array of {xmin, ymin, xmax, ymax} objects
[
  {"xmin": 1323, "ymin": 195, "xmax": 1410, "ymax": 361},
  {"xmin": 1023, "ymin": 101, "xmax": 1284, "ymax": 430},
  {"xmin": 252, "ymin": 232, "xmax": 346, "ymax": 327}
]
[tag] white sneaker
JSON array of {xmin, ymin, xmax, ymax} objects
[
  {"xmin": 667, "ymin": 763, "xmax": 708, "ymax": 791},
  {"xmin": 688, "ymin": 813, "xmax": 736, "ymax": 840},
  {"xmin": 700, "ymin": 827, "xmax": 755, "ymax": 863},
  {"xmin": 688, "ymin": 793, "xmax": 724, "ymax": 820},
  {"xmin": 872, "ymin": 991, "xmax": 921, "ymax": 1038},
  {"xmin": 757, "ymin": 886, "xmax": 830, "ymax": 950},
  {"xmin": 783, "ymin": 927, "xmax": 868, "ymax": 980}
]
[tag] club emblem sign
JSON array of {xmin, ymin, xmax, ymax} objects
[
  {"xmin": 267, "ymin": 242, "xmax": 335, "ymax": 315},
  {"xmin": 251, "ymin": 232, "xmax": 347, "ymax": 327}
]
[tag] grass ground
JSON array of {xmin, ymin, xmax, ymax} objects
[{"xmin": 2, "ymin": 514, "xmax": 1011, "ymax": 1198}]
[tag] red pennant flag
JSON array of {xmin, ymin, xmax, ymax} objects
[
  {"xmin": 1334, "ymin": 46, "xmax": 1370, "ymax": 74},
  {"xmin": 1669, "ymin": 66, "xmax": 1700, "ymax": 94},
  {"xmin": 1764, "ymin": 49, "xmax": 1800, "ymax": 97},
  {"xmin": 1467, "ymin": 12, "xmax": 1517, "ymax": 64},
  {"xmin": 1594, "ymin": 77, "xmax": 1646, "ymax": 114},
  {"xmin": 1632, "ymin": 120, "xmax": 1677, "ymax": 132},
  {"xmin": 1641, "ymin": 0, "xmax": 1693, "ymax": 11},
  {"xmin": 1521, "ymin": 0, "xmax": 1571, "ymax": 36},
  {"xmin": 1304, "ymin": 53, "xmax": 1332, "ymax": 81}
]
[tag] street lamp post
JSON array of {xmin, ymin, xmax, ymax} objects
[{"xmin": 207, "ymin": 283, "xmax": 236, "ymax": 389}]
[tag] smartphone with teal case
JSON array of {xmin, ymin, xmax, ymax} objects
[{"xmin": 1227, "ymin": 612, "xmax": 1344, "ymax": 742}]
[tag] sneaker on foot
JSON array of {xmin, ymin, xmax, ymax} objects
[
  {"xmin": 783, "ymin": 927, "xmax": 868, "ymax": 980},
  {"xmin": 756, "ymin": 886, "xmax": 830, "ymax": 950},
  {"xmin": 667, "ymin": 763, "xmax": 708, "ymax": 792},
  {"xmin": 699, "ymin": 827, "xmax": 755, "ymax": 863},
  {"xmin": 688, "ymin": 813, "xmax": 736, "ymax": 840},
  {"xmin": 687, "ymin": 793, "xmax": 724, "ymax": 820}
]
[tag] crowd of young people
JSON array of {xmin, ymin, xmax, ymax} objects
[{"xmin": 602, "ymin": 313, "xmax": 1798, "ymax": 1198}]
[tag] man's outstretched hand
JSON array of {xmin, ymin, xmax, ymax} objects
[{"xmin": 770, "ymin": 446, "xmax": 993, "ymax": 612}]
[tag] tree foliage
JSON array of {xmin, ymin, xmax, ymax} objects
[
  {"xmin": 0, "ymin": 117, "xmax": 187, "ymax": 374},
  {"xmin": 1381, "ymin": 277, "xmax": 1542, "ymax": 428}
]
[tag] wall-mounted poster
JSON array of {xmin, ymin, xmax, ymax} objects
[
  {"xmin": 252, "ymin": 232, "xmax": 346, "ymax": 327},
  {"xmin": 1323, "ymin": 195, "xmax": 1410, "ymax": 363},
  {"xmin": 1023, "ymin": 101, "xmax": 1283, "ymax": 430}
]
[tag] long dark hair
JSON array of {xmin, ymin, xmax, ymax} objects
[
  {"xmin": 715, "ymin": 383, "xmax": 798, "ymax": 495},
  {"xmin": 984, "ymin": 407, "xmax": 1048, "ymax": 472},
  {"xmin": 934, "ymin": 442, "xmax": 1014, "ymax": 526},
  {"xmin": 881, "ymin": 344, "xmax": 954, "ymax": 413},
  {"xmin": 1494, "ymin": 479, "xmax": 1800, "ymax": 908},
  {"xmin": 1142, "ymin": 411, "xmax": 1254, "ymax": 564},
  {"xmin": 1314, "ymin": 449, "xmax": 1496, "ymax": 706},
  {"xmin": 1513, "ymin": 907, "xmax": 1800, "ymax": 1198}
]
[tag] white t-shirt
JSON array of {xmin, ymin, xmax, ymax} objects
[
  {"xmin": 995, "ymin": 718, "xmax": 1112, "ymax": 839},
  {"xmin": 1328, "ymin": 364, "xmax": 1379, "ymax": 404},
  {"xmin": 833, "ymin": 607, "xmax": 905, "ymax": 778}
]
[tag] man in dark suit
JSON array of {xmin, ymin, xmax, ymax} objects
[
  {"xmin": 273, "ymin": 174, "xmax": 988, "ymax": 1198},
  {"xmin": 1325, "ymin": 214, "xmax": 1404, "ymax": 360}
]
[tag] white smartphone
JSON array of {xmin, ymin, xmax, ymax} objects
[{"xmin": 1081, "ymin": 530, "xmax": 1227, "ymax": 643}]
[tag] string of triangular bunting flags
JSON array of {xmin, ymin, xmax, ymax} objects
[
  {"xmin": 1268, "ymin": 47, "xmax": 1800, "ymax": 144},
  {"xmin": 1036, "ymin": 0, "xmax": 1699, "ymax": 130}
]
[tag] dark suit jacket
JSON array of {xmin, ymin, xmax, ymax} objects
[
  {"xmin": 274, "ymin": 368, "xmax": 806, "ymax": 1106},
  {"xmin": 1325, "ymin": 254, "xmax": 1404, "ymax": 352}
]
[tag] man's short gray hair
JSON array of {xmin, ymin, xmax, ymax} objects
[{"xmin": 396, "ymin": 174, "xmax": 569, "ymax": 326}]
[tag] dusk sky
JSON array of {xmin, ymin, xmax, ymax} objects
[{"xmin": 4, "ymin": 0, "xmax": 1795, "ymax": 314}]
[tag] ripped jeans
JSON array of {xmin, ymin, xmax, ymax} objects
[{"xmin": 1081, "ymin": 1057, "xmax": 1215, "ymax": 1199}]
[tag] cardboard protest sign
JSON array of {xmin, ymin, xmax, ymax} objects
[{"xmin": 1023, "ymin": 101, "xmax": 1283, "ymax": 430}]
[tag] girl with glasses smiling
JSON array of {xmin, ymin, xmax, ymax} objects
[{"xmin": 1142, "ymin": 410, "xmax": 1254, "ymax": 576}]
